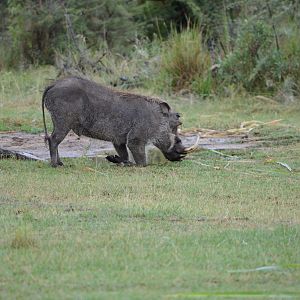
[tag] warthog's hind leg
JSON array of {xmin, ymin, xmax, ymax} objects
[
  {"xmin": 56, "ymin": 149, "xmax": 64, "ymax": 166},
  {"xmin": 48, "ymin": 126, "xmax": 70, "ymax": 167}
]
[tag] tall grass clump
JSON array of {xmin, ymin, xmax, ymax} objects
[
  {"xmin": 11, "ymin": 226, "xmax": 36, "ymax": 249},
  {"xmin": 155, "ymin": 26, "xmax": 211, "ymax": 95}
]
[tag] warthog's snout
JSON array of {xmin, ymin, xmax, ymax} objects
[{"xmin": 163, "ymin": 135, "xmax": 200, "ymax": 161}]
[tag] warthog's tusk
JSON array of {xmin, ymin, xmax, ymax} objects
[{"xmin": 184, "ymin": 134, "xmax": 200, "ymax": 153}]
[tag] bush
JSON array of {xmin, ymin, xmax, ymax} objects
[
  {"xmin": 0, "ymin": 0, "xmax": 139, "ymax": 69},
  {"xmin": 218, "ymin": 19, "xmax": 300, "ymax": 100},
  {"xmin": 2, "ymin": 0, "xmax": 65, "ymax": 68},
  {"xmin": 278, "ymin": 25, "xmax": 300, "ymax": 100},
  {"xmin": 155, "ymin": 26, "xmax": 211, "ymax": 95},
  {"xmin": 219, "ymin": 21, "xmax": 273, "ymax": 92}
]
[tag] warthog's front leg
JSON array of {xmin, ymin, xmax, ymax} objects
[
  {"xmin": 127, "ymin": 139, "xmax": 146, "ymax": 166},
  {"xmin": 106, "ymin": 143, "xmax": 133, "ymax": 165}
]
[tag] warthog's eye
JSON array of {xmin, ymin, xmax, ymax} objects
[{"xmin": 170, "ymin": 112, "xmax": 182, "ymax": 130}]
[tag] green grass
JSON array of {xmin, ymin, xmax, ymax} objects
[
  {"xmin": 1, "ymin": 155, "xmax": 300, "ymax": 299},
  {"xmin": 0, "ymin": 66, "xmax": 57, "ymax": 132},
  {"xmin": 0, "ymin": 67, "xmax": 300, "ymax": 299}
]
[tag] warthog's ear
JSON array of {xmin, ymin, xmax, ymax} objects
[{"xmin": 160, "ymin": 102, "xmax": 171, "ymax": 115}]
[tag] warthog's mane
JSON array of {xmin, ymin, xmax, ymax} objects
[
  {"xmin": 74, "ymin": 76, "xmax": 164, "ymax": 106},
  {"xmin": 50, "ymin": 76, "xmax": 165, "ymax": 106},
  {"xmin": 116, "ymin": 90, "xmax": 164, "ymax": 106}
]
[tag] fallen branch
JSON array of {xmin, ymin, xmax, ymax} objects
[
  {"xmin": 276, "ymin": 161, "xmax": 292, "ymax": 172},
  {"xmin": 0, "ymin": 148, "xmax": 45, "ymax": 161}
]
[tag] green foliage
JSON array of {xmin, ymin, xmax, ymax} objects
[
  {"xmin": 66, "ymin": 0, "xmax": 138, "ymax": 53},
  {"xmin": 219, "ymin": 21, "xmax": 273, "ymax": 91},
  {"xmin": 2, "ymin": 0, "xmax": 65, "ymax": 68},
  {"xmin": 218, "ymin": 18, "xmax": 300, "ymax": 99},
  {"xmin": 0, "ymin": 0, "xmax": 139, "ymax": 69},
  {"xmin": 133, "ymin": 0, "xmax": 203, "ymax": 38},
  {"xmin": 279, "ymin": 25, "xmax": 300, "ymax": 99}
]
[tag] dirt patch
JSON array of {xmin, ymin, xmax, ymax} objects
[{"xmin": 0, "ymin": 131, "xmax": 257, "ymax": 161}]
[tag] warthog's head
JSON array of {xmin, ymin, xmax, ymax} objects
[
  {"xmin": 154, "ymin": 103, "xmax": 199, "ymax": 162},
  {"xmin": 163, "ymin": 135, "xmax": 187, "ymax": 161}
]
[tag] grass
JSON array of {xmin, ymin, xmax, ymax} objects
[
  {"xmin": 0, "ymin": 67, "xmax": 300, "ymax": 299},
  {"xmin": 10, "ymin": 225, "xmax": 37, "ymax": 249},
  {"xmin": 0, "ymin": 66, "xmax": 57, "ymax": 132}
]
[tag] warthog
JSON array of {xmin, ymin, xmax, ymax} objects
[{"xmin": 42, "ymin": 77, "xmax": 195, "ymax": 167}]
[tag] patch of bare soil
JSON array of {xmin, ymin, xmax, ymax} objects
[{"xmin": 0, "ymin": 131, "xmax": 257, "ymax": 161}]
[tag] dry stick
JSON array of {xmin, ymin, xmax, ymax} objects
[
  {"xmin": 266, "ymin": 0, "xmax": 280, "ymax": 52},
  {"xmin": 193, "ymin": 161, "xmax": 213, "ymax": 168},
  {"xmin": 209, "ymin": 149, "xmax": 240, "ymax": 159},
  {"xmin": 63, "ymin": 9, "xmax": 108, "ymax": 74},
  {"xmin": 64, "ymin": 12, "xmax": 79, "ymax": 52}
]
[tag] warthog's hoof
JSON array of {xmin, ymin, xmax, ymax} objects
[
  {"xmin": 106, "ymin": 155, "xmax": 123, "ymax": 164},
  {"xmin": 50, "ymin": 160, "xmax": 64, "ymax": 167},
  {"xmin": 106, "ymin": 155, "xmax": 132, "ymax": 166}
]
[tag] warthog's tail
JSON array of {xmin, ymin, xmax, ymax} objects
[{"xmin": 42, "ymin": 85, "xmax": 54, "ymax": 146}]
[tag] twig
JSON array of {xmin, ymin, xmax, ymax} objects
[
  {"xmin": 82, "ymin": 166, "xmax": 108, "ymax": 176},
  {"xmin": 193, "ymin": 161, "xmax": 212, "ymax": 168},
  {"xmin": 64, "ymin": 12, "xmax": 80, "ymax": 53},
  {"xmin": 193, "ymin": 161, "xmax": 221, "ymax": 170},
  {"xmin": 209, "ymin": 149, "xmax": 240, "ymax": 159},
  {"xmin": 266, "ymin": 0, "xmax": 280, "ymax": 52},
  {"xmin": 276, "ymin": 161, "xmax": 292, "ymax": 172}
]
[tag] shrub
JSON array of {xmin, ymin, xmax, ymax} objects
[
  {"xmin": 1, "ymin": 0, "xmax": 139, "ymax": 69},
  {"xmin": 218, "ymin": 19, "xmax": 300, "ymax": 99},
  {"xmin": 278, "ymin": 25, "xmax": 300, "ymax": 99},
  {"xmin": 156, "ymin": 26, "xmax": 211, "ymax": 95},
  {"xmin": 219, "ymin": 20, "xmax": 274, "ymax": 92}
]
